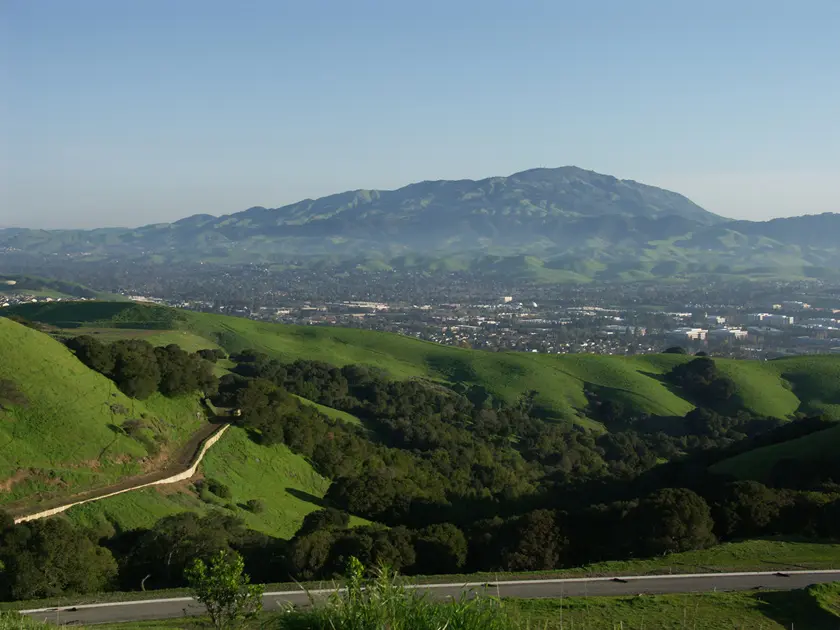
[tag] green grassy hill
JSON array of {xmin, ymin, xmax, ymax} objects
[
  {"xmin": 66, "ymin": 427, "xmax": 334, "ymax": 538},
  {"xmin": 710, "ymin": 422, "xmax": 840, "ymax": 482},
  {"xmin": 0, "ymin": 318, "xmax": 205, "ymax": 509},
  {"xmin": 10, "ymin": 301, "xmax": 840, "ymax": 427},
  {"xmin": 0, "ymin": 311, "xmax": 363, "ymax": 541}
]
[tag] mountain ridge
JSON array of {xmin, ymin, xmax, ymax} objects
[{"xmin": 2, "ymin": 166, "xmax": 838, "ymax": 281}]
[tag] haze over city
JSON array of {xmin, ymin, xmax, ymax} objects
[{"xmin": 2, "ymin": 0, "xmax": 838, "ymax": 228}]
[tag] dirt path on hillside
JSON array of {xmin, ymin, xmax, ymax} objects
[{"xmin": 3, "ymin": 407, "xmax": 231, "ymax": 521}]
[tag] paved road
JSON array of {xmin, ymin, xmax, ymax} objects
[{"xmin": 21, "ymin": 570, "xmax": 840, "ymax": 626}]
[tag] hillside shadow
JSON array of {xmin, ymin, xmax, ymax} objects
[
  {"xmin": 783, "ymin": 371, "xmax": 840, "ymax": 406},
  {"xmin": 755, "ymin": 588, "xmax": 840, "ymax": 630},
  {"xmin": 645, "ymin": 372, "xmax": 695, "ymax": 405},
  {"xmin": 644, "ymin": 372, "xmax": 742, "ymax": 417},
  {"xmin": 425, "ymin": 355, "xmax": 478, "ymax": 383},
  {"xmin": 634, "ymin": 414, "xmax": 687, "ymax": 435},
  {"xmin": 286, "ymin": 487, "xmax": 326, "ymax": 508},
  {"xmin": 585, "ymin": 382, "xmax": 687, "ymax": 433}
]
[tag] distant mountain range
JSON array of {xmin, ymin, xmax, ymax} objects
[{"xmin": 2, "ymin": 166, "xmax": 839, "ymax": 281}]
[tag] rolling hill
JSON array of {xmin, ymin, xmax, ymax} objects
[
  {"xmin": 7, "ymin": 301, "xmax": 840, "ymax": 427},
  {"xmin": 0, "ymin": 317, "xmax": 206, "ymax": 509},
  {"xmin": 0, "ymin": 315, "xmax": 357, "ymax": 537}
]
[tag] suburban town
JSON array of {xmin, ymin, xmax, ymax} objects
[{"xmin": 5, "ymin": 273, "xmax": 839, "ymax": 359}]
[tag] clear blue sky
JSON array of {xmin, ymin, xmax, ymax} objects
[{"xmin": 2, "ymin": 0, "xmax": 838, "ymax": 228}]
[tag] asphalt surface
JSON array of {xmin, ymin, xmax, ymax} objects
[{"xmin": 21, "ymin": 570, "xmax": 840, "ymax": 626}]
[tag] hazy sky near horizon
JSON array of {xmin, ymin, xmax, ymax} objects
[{"xmin": 2, "ymin": 0, "xmax": 838, "ymax": 229}]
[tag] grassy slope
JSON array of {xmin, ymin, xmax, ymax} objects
[
  {"xmin": 67, "ymin": 427, "xmax": 331, "ymax": 538},
  {"xmin": 6, "ymin": 306, "xmax": 839, "ymax": 435},
  {"xmin": 14, "ymin": 302, "xmax": 840, "ymax": 427},
  {"xmin": 710, "ymin": 422, "xmax": 840, "ymax": 481},
  {"xmin": 293, "ymin": 394, "xmax": 362, "ymax": 426},
  {"xmin": 773, "ymin": 355, "xmax": 840, "ymax": 418},
  {"xmin": 813, "ymin": 582, "xmax": 840, "ymax": 619},
  {"xmin": 715, "ymin": 359, "xmax": 802, "ymax": 418},
  {"xmin": 0, "ymin": 318, "xmax": 204, "ymax": 507},
  {"xmin": 198, "ymin": 322, "xmax": 699, "ymax": 429}
]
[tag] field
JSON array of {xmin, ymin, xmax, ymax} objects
[
  {"xmin": 0, "ymin": 318, "xmax": 205, "ymax": 509},
  {"xmin": 12, "ymin": 301, "xmax": 840, "ymax": 430}
]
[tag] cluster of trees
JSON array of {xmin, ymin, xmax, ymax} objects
[
  {"xmin": 66, "ymin": 335, "xmax": 220, "ymax": 399},
  {"xmin": 0, "ymin": 515, "xmax": 118, "ymax": 600},
  {"xmin": 286, "ymin": 476, "xmax": 840, "ymax": 580},
  {"xmin": 668, "ymin": 356, "xmax": 738, "ymax": 412}
]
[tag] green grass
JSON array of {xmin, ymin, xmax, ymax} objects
[
  {"xmin": 4, "ymin": 303, "xmax": 705, "ymax": 426},
  {"xmin": 774, "ymin": 355, "xmax": 840, "ymax": 418},
  {"xmin": 15, "ymin": 301, "xmax": 840, "ymax": 429},
  {"xmin": 715, "ymin": 359, "xmax": 802, "ymax": 419},
  {"xmin": 67, "ymin": 426, "xmax": 331, "ymax": 538},
  {"xmin": 710, "ymin": 422, "xmax": 840, "ymax": 481},
  {"xmin": 0, "ymin": 318, "xmax": 205, "ymax": 508},
  {"xmin": 0, "ymin": 611, "xmax": 54, "ymax": 629},
  {"xmin": 293, "ymin": 395, "xmax": 362, "ymax": 426},
  {"xmin": 415, "ymin": 538, "xmax": 840, "ymax": 584},
  {"xmin": 510, "ymin": 584, "xmax": 840, "ymax": 629},
  {"xmin": 812, "ymin": 582, "xmax": 840, "ymax": 618},
  {"xmin": 570, "ymin": 538, "xmax": 840, "ymax": 575}
]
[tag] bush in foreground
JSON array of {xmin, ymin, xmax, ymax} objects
[
  {"xmin": 185, "ymin": 550, "xmax": 264, "ymax": 630},
  {"xmin": 283, "ymin": 556, "xmax": 519, "ymax": 630}
]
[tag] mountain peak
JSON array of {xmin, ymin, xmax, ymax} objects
[{"xmin": 0, "ymin": 167, "xmax": 736, "ymax": 264}]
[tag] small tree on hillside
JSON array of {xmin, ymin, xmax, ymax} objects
[{"xmin": 185, "ymin": 551, "xmax": 263, "ymax": 630}]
